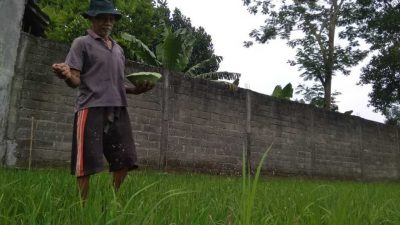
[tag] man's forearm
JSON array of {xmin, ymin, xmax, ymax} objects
[
  {"xmin": 65, "ymin": 77, "xmax": 79, "ymax": 88},
  {"xmin": 64, "ymin": 71, "xmax": 80, "ymax": 88}
]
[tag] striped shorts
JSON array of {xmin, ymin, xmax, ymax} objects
[{"xmin": 71, "ymin": 107, "xmax": 138, "ymax": 177}]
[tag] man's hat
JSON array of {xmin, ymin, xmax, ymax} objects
[{"xmin": 82, "ymin": 0, "xmax": 122, "ymax": 20}]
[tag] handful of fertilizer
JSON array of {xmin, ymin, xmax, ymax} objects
[{"xmin": 126, "ymin": 72, "xmax": 162, "ymax": 86}]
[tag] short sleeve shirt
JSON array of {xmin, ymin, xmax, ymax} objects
[{"xmin": 65, "ymin": 29, "xmax": 128, "ymax": 111}]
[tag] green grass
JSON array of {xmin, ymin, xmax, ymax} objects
[{"xmin": 1, "ymin": 168, "xmax": 400, "ymax": 225}]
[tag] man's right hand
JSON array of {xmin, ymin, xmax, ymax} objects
[
  {"xmin": 52, "ymin": 63, "xmax": 71, "ymax": 80},
  {"xmin": 52, "ymin": 63, "xmax": 81, "ymax": 88}
]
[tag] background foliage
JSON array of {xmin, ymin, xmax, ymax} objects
[
  {"xmin": 242, "ymin": 0, "xmax": 400, "ymax": 122},
  {"xmin": 38, "ymin": 0, "xmax": 221, "ymax": 74},
  {"xmin": 356, "ymin": 0, "xmax": 400, "ymax": 124}
]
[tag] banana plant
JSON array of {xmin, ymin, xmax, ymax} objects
[
  {"xmin": 272, "ymin": 83, "xmax": 293, "ymax": 100},
  {"xmin": 156, "ymin": 26, "xmax": 195, "ymax": 72},
  {"xmin": 185, "ymin": 55, "xmax": 240, "ymax": 81},
  {"xmin": 121, "ymin": 24, "xmax": 240, "ymax": 81}
]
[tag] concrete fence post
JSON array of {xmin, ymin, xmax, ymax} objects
[
  {"xmin": 309, "ymin": 109, "xmax": 316, "ymax": 177},
  {"xmin": 245, "ymin": 89, "xmax": 252, "ymax": 172},
  {"xmin": 357, "ymin": 118, "xmax": 365, "ymax": 180},
  {"xmin": 159, "ymin": 68, "xmax": 170, "ymax": 169}
]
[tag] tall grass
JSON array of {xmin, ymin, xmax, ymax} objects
[
  {"xmin": 1, "ymin": 167, "xmax": 400, "ymax": 224},
  {"xmin": 240, "ymin": 144, "xmax": 272, "ymax": 225}
]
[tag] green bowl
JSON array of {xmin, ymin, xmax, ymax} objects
[{"xmin": 126, "ymin": 72, "xmax": 162, "ymax": 86}]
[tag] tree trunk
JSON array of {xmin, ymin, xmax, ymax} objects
[
  {"xmin": 324, "ymin": 76, "xmax": 332, "ymax": 110},
  {"xmin": 160, "ymin": 68, "xmax": 169, "ymax": 169},
  {"xmin": 324, "ymin": 0, "xmax": 339, "ymax": 110}
]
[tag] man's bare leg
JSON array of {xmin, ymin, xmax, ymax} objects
[
  {"xmin": 112, "ymin": 169, "xmax": 128, "ymax": 191},
  {"xmin": 77, "ymin": 175, "xmax": 90, "ymax": 201}
]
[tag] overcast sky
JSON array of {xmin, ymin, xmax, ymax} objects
[{"xmin": 167, "ymin": 0, "xmax": 386, "ymax": 123}]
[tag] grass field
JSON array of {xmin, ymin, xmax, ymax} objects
[{"xmin": 1, "ymin": 168, "xmax": 400, "ymax": 225}]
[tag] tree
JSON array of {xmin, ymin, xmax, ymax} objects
[
  {"xmin": 296, "ymin": 83, "xmax": 340, "ymax": 111},
  {"xmin": 38, "ymin": 0, "xmax": 222, "ymax": 74},
  {"xmin": 169, "ymin": 8, "xmax": 220, "ymax": 74},
  {"xmin": 113, "ymin": 0, "xmax": 170, "ymax": 55},
  {"xmin": 360, "ymin": 45, "xmax": 400, "ymax": 114},
  {"xmin": 356, "ymin": 0, "xmax": 400, "ymax": 123},
  {"xmin": 383, "ymin": 105, "xmax": 400, "ymax": 126},
  {"xmin": 353, "ymin": 0, "xmax": 399, "ymax": 51},
  {"xmin": 38, "ymin": 0, "xmax": 167, "ymax": 46},
  {"xmin": 38, "ymin": 0, "xmax": 90, "ymax": 42},
  {"xmin": 242, "ymin": 0, "xmax": 368, "ymax": 110}
]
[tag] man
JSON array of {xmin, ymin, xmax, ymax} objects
[{"xmin": 52, "ymin": 0, "xmax": 153, "ymax": 200}]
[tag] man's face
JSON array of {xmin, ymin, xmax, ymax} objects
[{"xmin": 91, "ymin": 14, "xmax": 115, "ymax": 38}]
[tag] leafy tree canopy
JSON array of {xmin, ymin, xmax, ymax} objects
[
  {"xmin": 355, "ymin": 0, "xmax": 400, "ymax": 123},
  {"xmin": 242, "ymin": 0, "xmax": 368, "ymax": 110},
  {"xmin": 168, "ymin": 9, "xmax": 220, "ymax": 74},
  {"xmin": 37, "ymin": 0, "xmax": 221, "ymax": 74},
  {"xmin": 296, "ymin": 83, "xmax": 341, "ymax": 111},
  {"xmin": 38, "ymin": 0, "xmax": 90, "ymax": 42}
]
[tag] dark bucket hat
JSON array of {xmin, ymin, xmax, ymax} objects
[{"xmin": 82, "ymin": 0, "xmax": 122, "ymax": 20}]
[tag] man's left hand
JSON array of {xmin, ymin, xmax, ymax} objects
[{"xmin": 126, "ymin": 80, "xmax": 155, "ymax": 95}]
